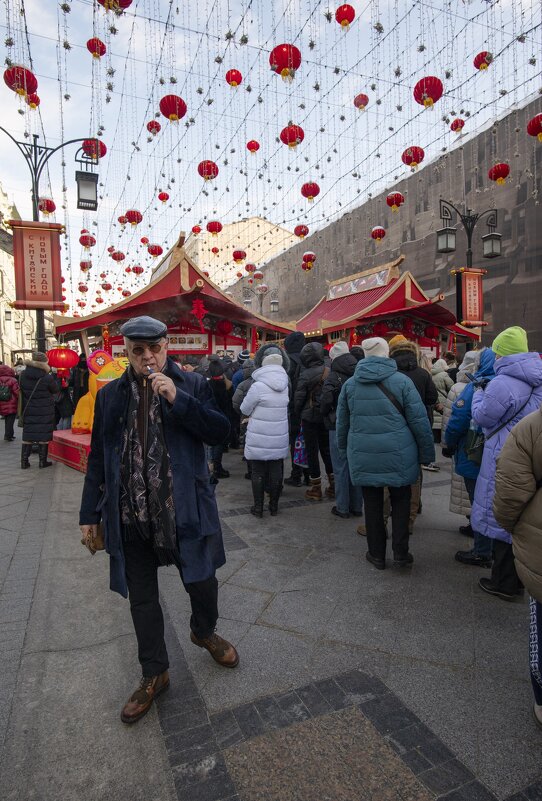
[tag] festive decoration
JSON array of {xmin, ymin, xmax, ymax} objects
[
  {"xmin": 47, "ymin": 347, "xmax": 79, "ymax": 372},
  {"xmin": 450, "ymin": 118, "xmax": 465, "ymax": 134},
  {"xmin": 86, "ymin": 38, "xmax": 106, "ymax": 59},
  {"xmin": 147, "ymin": 243, "xmax": 163, "ymax": 257},
  {"xmin": 97, "ymin": 0, "xmax": 133, "ymax": 11},
  {"xmin": 301, "ymin": 181, "xmax": 320, "ymax": 202},
  {"xmin": 206, "ymin": 220, "xmax": 222, "ymax": 236},
  {"xmin": 146, "ymin": 120, "xmax": 161, "ymax": 136},
  {"xmin": 303, "ymin": 251, "xmax": 316, "ymax": 268},
  {"xmin": 294, "ymin": 224, "xmax": 309, "ymax": 239},
  {"xmin": 158, "ymin": 191, "xmax": 169, "ymax": 203},
  {"xmin": 79, "ymin": 260, "xmax": 92, "ymax": 272},
  {"xmin": 488, "ymin": 162, "xmax": 510, "ymax": 185},
  {"xmin": 125, "ymin": 209, "xmax": 143, "ymax": 226},
  {"xmin": 402, "ymin": 146, "xmax": 424, "ymax": 169},
  {"xmin": 247, "ymin": 140, "xmax": 260, "ymax": 154},
  {"xmin": 107, "ymin": 245, "xmax": 116, "ymax": 253},
  {"xmin": 245, "ymin": 263, "xmax": 256, "ymax": 273},
  {"xmin": 280, "ymin": 124, "xmax": 304, "ymax": 148},
  {"xmin": 233, "ymin": 249, "xmax": 246, "ymax": 264},
  {"xmin": 159, "ymin": 94, "xmax": 187, "ymax": 122},
  {"xmin": 101, "ymin": 282, "xmax": 112, "ymax": 291},
  {"xmin": 413, "ymin": 76, "xmax": 443, "ymax": 108},
  {"xmin": 198, "ymin": 160, "xmax": 219, "ymax": 180},
  {"xmin": 132, "ymin": 265, "xmax": 144, "ymax": 275},
  {"xmin": 269, "ymin": 44, "xmax": 302, "ymax": 82},
  {"xmin": 111, "ymin": 251, "xmax": 125, "ymax": 261},
  {"xmin": 527, "ymin": 114, "xmax": 542, "ymax": 142},
  {"xmin": 215, "ymin": 318, "xmax": 233, "ymax": 346},
  {"xmin": 3, "ymin": 65, "xmax": 38, "ymax": 97},
  {"xmin": 474, "ymin": 51, "xmax": 493, "ymax": 71},
  {"xmin": 372, "ymin": 321, "xmax": 388, "ymax": 336},
  {"xmin": 140, "ymin": 236, "xmax": 149, "ymax": 245},
  {"xmin": 95, "ymin": 296, "xmax": 105, "ymax": 305},
  {"xmin": 191, "ymin": 225, "xmax": 201, "ymax": 234},
  {"xmin": 122, "ymin": 289, "xmax": 131, "ymax": 297},
  {"xmin": 79, "ymin": 233, "xmax": 96, "ymax": 249},
  {"xmin": 353, "ymin": 93, "xmax": 369, "ymax": 110},
  {"xmin": 236, "ymin": 271, "xmax": 243, "ymax": 278},
  {"xmin": 191, "ymin": 299, "xmax": 206, "ymax": 331},
  {"xmin": 225, "ymin": 69, "xmax": 242, "ymax": 87},
  {"xmin": 253, "ymin": 270, "xmax": 264, "ymax": 280},
  {"xmin": 424, "ymin": 325, "xmax": 440, "ymax": 339},
  {"xmin": 335, "ymin": 4, "xmax": 355, "ymax": 28},
  {"xmin": 25, "ymin": 93, "xmax": 40, "ymax": 109},
  {"xmin": 118, "ymin": 215, "xmax": 127, "ymax": 226},
  {"xmin": 371, "ymin": 226, "xmax": 386, "ymax": 242},
  {"xmin": 386, "ymin": 192, "xmax": 404, "ymax": 212},
  {"xmin": 38, "ymin": 197, "xmax": 56, "ymax": 216},
  {"xmin": 301, "ymin": 261, "xmax": 313, "ymax": 272},
  {"xmin": 211, "ymin": 246, "xmax": 219, "ymax": 255},
  {"xmin": 124, "ymin": 266, "xmax": 132, "ymax": 273},
  {"xmin": 82, "ymin": 139, "xmax": 107, "ymax": 160},
  {"xmin": 78, "ymin": 283, "xmax": 88, "ymax": 293}
]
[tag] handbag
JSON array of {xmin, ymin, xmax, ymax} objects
[
  {"xmin": 376, "ymin": 381, "xmax": 405, "ymax": 418},
  {"xmin": 466, "ymin": 387, "xmax": 535, "ymax": 465},
  {"xmin": 293, "ymin": 424, "xmax": 309, "ymax": 468},
  {"xmin": 0, "ymin": 383, "xmax": 11, "ymax": 401},
  {"xmin": 80, "ymin": 522, "xmax": 105, "ymax": 555},
  {"xmin": 18, "ymin": 376, "xmax": 44, "ymax": 428}
]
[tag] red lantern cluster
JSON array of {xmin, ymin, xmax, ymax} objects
[
  {"xmin": 336, "ymin": 4, "xmax": 355, "ymax": 28},
  {"xmin": 207, "ymin": 220, "xmax": 222, "ymax": 236},
  {"xmin": 269, "ymin": 44, "xmax": 302, "ymax": 82},
  {"xmin": 527, "ymin": 114, "xmax": 542, "ymax": 142},
  {"xmin": 82, "ymin": 139, "xmax": 107, "ymax": 160},
  {"xmin": 474, "ymin": 51, "xmax": 492, "ymax": 71},
  {"xmin": 198, "ymin": 160, "xmax": 219, "ymax": 180},
  {"xmin": 80, "ymin": 260, "xmax": 92, "ymax": 272},
  {"xmin": 112, "ymin": 251, "xmax": 126, "ymax": 262},
  {"xmin": 78, "ymin": 283, "xmax": 89, "ymax": 293},
  {"xmin": 159, "ymin": 94, "xmax": 187, "ymax": 122},
  {"xmin": 386, "ymin": 192, "xmax": 404, "ymax": 212},
  {"xmin": 147, "ymin": 244, "xmax": 163, "ymax": 258},
  {"xmin": 294, "ymin": 224, "xmax": 309, "ymax": 239},
  {"xmin": 301, "ymin": 261, "xmax": 314, "ymax": 273},
  {"xmin": 158, "ymin": 191, "xmax": 169, "ymax": 203},
  {"xmin": 488, "ymin": 162, "xmax": 510, "ymax": 185},
  {"xmin": 253, "ymin": 270, "xmax": 264, "ymax": 281},
  {"xmin": 4, "ymin": 65, "xmax": 38, "ymax": 97},
  {"xmin": 101, "ymin": 282, "xmax": 112, "ymax": 291},
  {"xmin": 132, "ymin": 265, "xmax": 144, "ymax": 276},
  {"xmin": 301, "ymin": 181, "xmax": 320, "ymax": 202},
  {"xmin": 371, "ymin": 226, "xmax": 386, "ymax": 242},
  {"xmin": 280, "ymin": 124, "xmax": 304, "ymax": 149},
  {"xmin": 247, "ymin": 140, "xmax": 260, "ymax": 154},
  {"xmin": 354, "ymin": 93, "xmax": 369, "ymax": 111},
  {"xmin": 233, "ymin": 250, "xmax": 246, "ymax": 264},
  {"xmin": 225, "ymin": 69, "xmax": 242, "ymax": 87},
  {"xmin": 413, "ymin": 76, "xmax": 443, "ymax": 108},
  {"xmin": 87, "ymin": 37, "xmax": 106, "ymax": 59},
  {"xmin": 450, "ymin": 118, "xmax": 465, "ymax": 134},
  {"xmin": 147, "ymin": 120, "xmax": 161, "ymax": 136},
  {"xmin": 402, "ymin": 146, "xmax": 424, "ymax": 169},
  {"xmin": 79, "ymin": 233, "xmax": 96, "ymax": 249},
  {"xmin": 303, "ymin": 251, "xmax": 316, "ymax": 268},
  {"xmin": 125, "ymin": 209, "xmax": 143, "ymax": 226},
  {"xmin": 245, "ymin": 263, "xmax": 256, "ymax": 273},
  {"xmin": 192, "ymin": 225, "xmax": 202, "ymax": 235},
  {"xmin": 38, "ymin": 197, "xmax": 56, "ymax": 216}
]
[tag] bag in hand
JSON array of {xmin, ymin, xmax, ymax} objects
[
  {"xmin": 293, "ymin": 424, "xmax": 309, "ymax": 468},
  {"xmin": 81, "ymin": 523, "xmax": 105, "ymax": 555}
]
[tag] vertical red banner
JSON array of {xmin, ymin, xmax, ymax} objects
[
  {"xmin": 461, "ymin": 269, "xmax": 486, "ymax": 327},
  {"xmin": 8, "ymin": 220, "xmax": 65, "ymax": 311}
]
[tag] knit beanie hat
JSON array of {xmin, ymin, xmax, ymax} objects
[
  {"xmin": 388, "ymin": 334, "xmax": 407, "ymax": 348},
  {"xmin": 329, "ymin": 341, "xmax": 349, "ymax": 360},
  {"xmin": 433, "ymin": 358, "xmax": 448, "ymax": 372},
  {"xmin": 237, "ymin": 349, "xmax": 250, "ymax": 364},
  {"xmin": 492, "ymin": 326, "xmax": 529, "ymax": 357},
  {"xmin": 208, "ymin": 357, "xmax": 224, "ymax": 378},
  {"xmin": 283, "ymin": 331, "xmax": 306, "ymax": 354},
  {"xmin": 362, "ymin": 337, "xmax": 389, "ymax": 359},
  {"xmin": 32, "ymin": 351, "xmax": 48, "ymax": 363},
  {"xmin": 262, "ymin": 352, "xmax": 283, "ymax": 367}
]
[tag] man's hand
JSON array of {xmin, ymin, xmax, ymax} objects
[
  {"xmin": 149, "ymin": 372, "xmax": 177, "ymax": 404},
  {"xmin": 80, "ymin": 523, "xmax": 98, "ymax": 555}
]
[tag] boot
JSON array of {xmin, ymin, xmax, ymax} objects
[
  {"xmin": 284, "ymin": 464, "xmax": 303, "ymax": 487},
  {"xmin": 250, "ymin": 473, "xmax": 265, "ymax": 518},
  {"xmin": 38, "ymin": 444, "xmax": 52, "ymax": 468},
  {"xmin": 325, "ymin": 473, "xmax": 335, "ymax": 499},
  {"xmin": 213, "ymin": 462, "xmax": 230, "ymax": 478},
  {"xmin": 268, "ymin": 481, "xmax": 282, "ymax": 516},
  {"xmin": 305, "ymin": 477, "xmax": 322, "ymax": 501},
  {"xmin": 21, "ymin": 443, "xmax": 32, "ymax": 470}
]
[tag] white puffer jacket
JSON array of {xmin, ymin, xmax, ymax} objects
[{"xmin": 240, "ymin": 365, "xmax": 290, "ymax": 461}]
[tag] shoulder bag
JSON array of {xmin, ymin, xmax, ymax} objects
[
  {"xmin": 376, "ymin": 381, "xmax": 405, "ymax": 418},
  {"xmin": 17, "ymin": 376, "xmax": 44, "ymax": 428},
  {"xmin": 466, "ymin": 387, "xmax": 535, "ymax": 465}
]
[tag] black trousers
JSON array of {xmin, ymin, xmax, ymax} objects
[
  {"xmin": 250, "ymin": 459, "xmax": 283, "ymax": 493},
  {"xmin": 362, "ymin": 485, "xmax": 412, "ymax": 560},
  {"xmin": 491, "ymin": 539, "xmax": 522, "ymax": 595},
  {"xmin": 123, "ymin": 537, "xmax": 218, "ymax": 677},
  {"xmin": 4, "ymin": 413, "xmax": 15, "ymax": 439},
  {"xmin": 302, "ymin": 419, "xmax": 333, "ymax": 479}
]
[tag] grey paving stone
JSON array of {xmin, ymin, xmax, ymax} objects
[
  {"xmin": 175, "ymin": 771, "xmax": 237, "ymax": 801},
  {"xmin": 439, "ymin": 781, "xmax": 499, "ymax": 800},
  {"xmin": 334, "ymin": 668, "xmax": 388, "ymax": 700},
  {"xmin": 360, "ymin": 693, "xmax": 420, "ymax": 735},
  {"xmin": 312, "ymin": 677, "xmax": 350, "ymax": 710},
  {"xmin": 232, "ymin": 703, "xmax": 266, "ymax": 738},
  {"xmin": 165, "ymin": 723, "xmax": 216, "ymax": 756},
  {"xmin": 160, "ymin": 705, "xmax": 210, "ymax": 737},
  {"xmin": 400, "ymin": 748, "xmax": 433, "ymax": 775},
  {"xmin": 253, "ymin": 696, "xmax": 294, "ymax": 730},
  {"xmin": 419, "ymin": 758, "xmax": 475, "ymax": 794},
  {"xmin": 274, "ymin": 691, "xmax": 311, "ymax": 723},
  {"xmin": 295, "ymin": 683, "xmax": 333, "ymax": 717},
  {"xmin": 505, "ymin": 794, "xmax": 528, "ymax": 801},
  {"xmin": 209, "ymin": 710, "xmax": 245, "ymax": 749},
  {"xmin": 524, "ymin": 782, "xmax": 542, "ymax": 801},
  {"xmin": 172, "ymin": 751, "xmax": 229, "ymax": 790}
]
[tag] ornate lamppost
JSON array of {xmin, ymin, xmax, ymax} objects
[{"xmin": 242, "ymin": 283, "xmax": 279, "ymax": 315}]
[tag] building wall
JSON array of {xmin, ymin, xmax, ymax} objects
[{"xmin": 230, "ymin": 99, "xmax": 542, "ymax": 350}]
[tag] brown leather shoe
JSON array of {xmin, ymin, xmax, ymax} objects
[
  {"xmin": 190, "ymin": 631, "xmax": 239, "ymax": 668},
  {"xmin": 120, "ymin": 671, "xmax": 169, "ymax": 724}
]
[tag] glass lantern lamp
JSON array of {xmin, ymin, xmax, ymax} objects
[
  {"xmin": 481, "ymin": 231, "xmax": 502, "ymax": 259},
  {"xmin": 436, "ymin": 226, "xmax": 457, "ymax": 254}
]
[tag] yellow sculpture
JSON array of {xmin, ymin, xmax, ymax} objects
[{"xmin": 71, "ymin": 351, "xmax": 128, "ymax": 435}]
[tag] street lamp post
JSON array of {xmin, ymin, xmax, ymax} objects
[
  {"xmin": 437, "ymin": 199, "xmax": 501, "ymax": 322},
  {"xmin": 242, "ymin": 284, "xmax": 279, "ymax": 315},
  {"xmin": 0, "ymin": 128, "xmax": 100, "ymax": 351}
]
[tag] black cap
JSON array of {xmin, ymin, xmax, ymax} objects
[{"xmin": 119, "ymin": 316, "xmax": 167, "ymax": 342}]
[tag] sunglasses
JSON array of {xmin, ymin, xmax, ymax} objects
[{"xmin": 130, "ymin": 342, "xmax": 164, "ymax": 356}]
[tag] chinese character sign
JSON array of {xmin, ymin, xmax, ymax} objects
[
  {"xmin": 8, "ymin": 220, "xmax": 64, "ymax": 311},
  {"xmin": 461, "ymin": 269, "xmax": 486, "ymax": 327}
]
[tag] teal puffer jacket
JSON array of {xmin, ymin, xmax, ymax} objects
[{"xmin": 336, "ymin": 357, "xmax": 435, "ymax": 487}]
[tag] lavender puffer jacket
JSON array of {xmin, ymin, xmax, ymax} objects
[{"xmin": 471, "ymin": 352, "xmax": 542, "ymax": 543}]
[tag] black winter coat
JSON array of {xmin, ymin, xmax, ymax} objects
[
  {"xmin": 20, "ymin": 363, "xmax": 59, "ymax": 442},
  {"xmin": 293, "ymin": 342, "xmax": 329, "ymax": 425},
  {"xmin": 320, "ymin": 353, "xmax": 358, "ymax": 430},
  {"xmin": 390, "ymin": 347, "xmax": 438, "ymax": 423}
]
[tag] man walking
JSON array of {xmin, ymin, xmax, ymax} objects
[{"xmin": 79, "ymin": 316, "xmax": 238, "ymax": 725}]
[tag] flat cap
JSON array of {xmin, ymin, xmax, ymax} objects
[{"xmin": 119, "ymin": 315, "xmax": 167, "ymax": 342}]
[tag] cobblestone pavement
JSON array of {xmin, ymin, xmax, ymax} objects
[{"xmin": 0, "ymin": 438, "xmax": 541, "ymax": 801}]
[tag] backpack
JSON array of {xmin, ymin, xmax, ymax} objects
[{"xmin": 0, "ymin": 382, "xmax": 12, "ymax": 402}]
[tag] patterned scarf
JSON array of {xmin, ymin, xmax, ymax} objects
[{"xmin": 120, "ymin": 367, "xmax": 178, "ymax": 565}]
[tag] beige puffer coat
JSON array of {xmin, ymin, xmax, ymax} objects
[
  {"xmin": 431, "ymin": 360, "xmax": 454, "ymax": 430},
  {"xmin": 494, "ymin": 406, "xmax": 542, "ymax": 602}
]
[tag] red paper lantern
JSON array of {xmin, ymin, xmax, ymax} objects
[
  {"xmin": 301, "ymin": 262, "xmax": 313, "ymax": 272},
  {"xmin": 372, "ymin": 321, "xmax": 388, "ymax": 337},
  {"xmin": 146, "ymin": 120, "xmax": 161, "ymax": 136},
  {"xmin": 424, "ymin": 325, "xmax": 440, "ymax": 339},
  {"xmin": 206, "ymin": 220, "xmax": 223, "ymax": 236},
  {"xmin": 402, "ymin": 146, "xmax": 425, "ymax": 169},
  {"xmin": 236, "ymin": 271, "xmax": 243, "ymax": 278},
  {"xmin": 78, "ymin": 283, "xmax": 88, "ymax": 293},
  {"xmin": 301, "ymin": 182, "xmax": 320, "ymax": 202},
  {"xmin": 211, "ymin": 247, "xmax": 219, "ymax": 255},
  {"xmin": 198, "ymin": 160, "xmax": 219, "ymax": 180},
  {"xmin": 122, "ymin": 289, "xmax": 131, "ymax": 298},
  {"xmin": 225, "ymin": 69, "xmax": 242, "ymax": 87},
  {"xmin": 79, "ymin": 234, "xmax": 96, "ymax": 249},
  {"xmin": 247, "ymin": 140, "xmax": 260, "ymax": 154},
  {"xmin": 371, "ymin": 226, "xmax": 386, "ymax": 242},
  {"xmin": 245, "ymin": 263, "xmax": 256, "ymax": 273},
  {"xmin": 99, "ymin": 273, "xmax": 106, "ymax": 279},
  {"xmin": 280, "ymin": 124, "xmax": 304, "ymax": 149},
  {"xmin": 97, "ymin": 0, "xmax": 133, "ymax": 10},
  {"xmin": 157, "ymin": 192, "xmax": 169, "ymax": 204},
  {"xmin": 77, "ymin": 300, "xmax": 86, "ymax": 308},
  {"xmin": 47, "ymin": 347, "xmax": 79, "ymax": 370},
  {"xmin": 294, "ymin": 224, "xmax": 309, "ymax": 239},
  {"xmin": 336, "ymin": 4, "xmax": 355, "ymax": 28},
  {"xmin": 125, "ymin": 209, "xmax": 143, "ymax": 226},
  {"xmin": 215, "ymin": 319, "xmax": 233, "ymax": 346},
  {"xmin": 474, "ymin": 51, "xmax": 492, "ymax": 71},
  {"xmin": 118, "ymin": 215, "xmax": 127, "ymax": 226},
  {"xmin": 38, "ymin": 197, "xmax": 56, "ymax": 215},
  {"xmin": 488, "ymin": 162, "xmax": 510, "ymax": 185},
  {"xmin": 101, "ymin": 282, "xmax": 112, "ymax": 291},
  {"xmin": 87, "ymin": 38, "xmax": 106, "ymax": 59},
  {"xmin": 25, "ymin": 92, "xmax": 40, "ymax": 109},
  {"xmin": 202, "ymin": 271, "xmax": 210, "ymax": 278},
  {"xmin": 112, "ymin": 251, "xmax": 125, "ymax": 262},
  {"xmin": 132, "ymin": 265, "xmax": 144, "ymax": 275},
  {"xmin": 147, "ymin": 244, "xmax": 163, "ymax": 257},
  {"xmin": 386, "ymin": 192, "xmax": 404, "ymax": 212},
  {"xmin": 303, "ymin": 251, "xmax": 316, "ymax": 265},
  {"xmin": 159, "ymin": 94, "xmax": 187, "ymax": 122},
  {"xmin": 95, "ymin": 297, "xmax": 105, "ymax": 305},
  {"xmin": 269, "ymin": 44, "xmax": 302, "ymax": 82},
  {"xmin": 248, "ymin": 278, "xmax": 254, "ymax": 284},
  {"xmin": 253, "ymin": 270, "xmax": 264, "ymax": 281},
  {"xmin": 233, "ymin": 249, "xmax": 246, "ymax": 264},
  {"xmin": 354, "ymin": 93, "xmax": 369, "ymax": 111},
  {"xmin": 3, "ymin": 65, "xmax": 38, "ymax": 96},
  {"xmin": 82, "ymin": 139, "xmax": 107, "ymax": 160},
  {"xmin": 140, "ymin": 236, "xmax": 149, "ymax": 245},
  {"xmin": 191, "ymin": 225, "xmax": 201, "ymax": 235},
  {"xmin": 413, "ymin": 76, "xmax": 443, "ymax": 108},
  {"xmin": 450, "ymin": 118, "xmax": 465, "ymax": 134},
  {"xmin": 527, "ymin": 114, "xmax": 542, "ymax": 142},
  {"xmin": 79, "ymin": 260, "xmax": 92, "ymax": 272},
  {"xmin": 124, "ymin": 266, "xmax": 132, "ymax": 273}
]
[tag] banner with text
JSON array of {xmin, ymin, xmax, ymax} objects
[
  {"xmin": 8, "ymin": 220, "xmax": 64, "ymax": 311},
  {"xmin": 461, "ymin": 269, "xmax": 486, "ymax": 327}
]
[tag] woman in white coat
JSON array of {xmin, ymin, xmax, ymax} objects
[{"xmin": 240, "ymin": 347, "xmax": 290, "ymax": 518}]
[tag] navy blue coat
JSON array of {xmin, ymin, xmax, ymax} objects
[{"xmin": 79, "ymin": 359, "xmax": 230, "ymax": 598}]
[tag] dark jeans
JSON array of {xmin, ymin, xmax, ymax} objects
[
  {"xmin": 491, "ymin": 539, "xmax": 522, "ymax": 595},
  {"xmin": 4, "ymin": 413, "xmax": 15, "ymax": 439},
  {"xmin": 250, "ymin": 459, "xmax": 283, "ymax": 493},
  {"xmin": 124, "ymin": 536, "xmax": 218, "ymax": 676},
  {"xmin": 463, "ymin": 477, "xmax": 493, "ymax": 558},
  {"xmin": 530, "ymin": 597, "xmax": 542, "ymax": 706},
  {"xmin": 363, "ymin": 485, "xmax": 411, "ymax": 560},
  {"xmin": 302, "ymin": 418, "xmax": 333, "ymax": 479}
]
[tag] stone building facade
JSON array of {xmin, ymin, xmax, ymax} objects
[{"xmin": 230, "ymin": 98, "xmax": 542, "ymax": 350}]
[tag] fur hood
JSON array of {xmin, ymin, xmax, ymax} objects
[
  {"xmin": 389, "ymin": 339, "xmax": 419, "ymax": 358},
  {"xmin": 25, "ymin": 359, "xmax": 50, "ymax": 373},
  {"xmin": 253, "ymin": 343, "xmax": 290, "ymax": 372}
]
